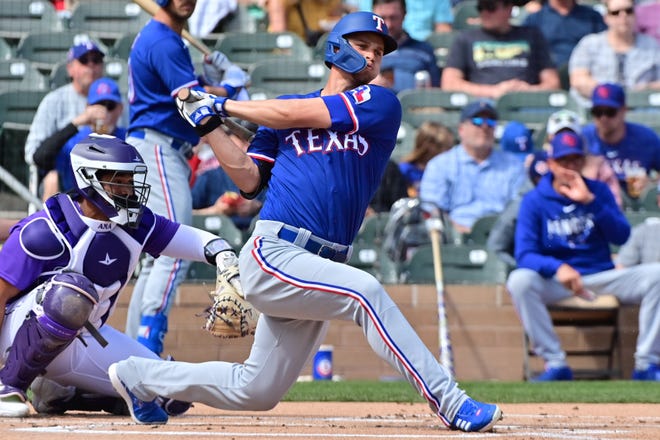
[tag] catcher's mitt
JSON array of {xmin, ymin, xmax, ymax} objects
[{"xmin": 202, "ymin": 253, "xmax": 259, "ymax": 338}]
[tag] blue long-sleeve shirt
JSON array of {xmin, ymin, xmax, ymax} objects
[{"xmin": 514, "ymin": 173, "xmax": 630, "ymax": 278}]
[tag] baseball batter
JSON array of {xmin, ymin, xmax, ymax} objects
[
  {"xmin": 125, "ymin": 0, "xmax": 249, "ymax": 355},
  {"xmin": 109, "ymin": 12, "xmax": 502, "ymax": 432},
  {"xmin": 0, "ymin": 135, "xmax": 239, "ymax": 419}
]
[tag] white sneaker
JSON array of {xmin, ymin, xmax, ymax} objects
[{"xmin": 0, "ymin": 383, "xmax": 29, "ymax": 417}]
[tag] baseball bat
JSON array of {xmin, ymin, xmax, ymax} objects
[
  {"xmin": 429, "ymin": 228, "xmax": 455, "ymax": 376},
  {"xmin": 132, "ymin": 0, "xmax": 212, "ymax": 56},
  {"xmin": 177, "ymin": 88, "xmax": 256, "ymax": 143}
]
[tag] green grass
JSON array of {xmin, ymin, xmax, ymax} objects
[{"xmin": 283, "ymin": 380, "xmax": 660, "ymax": 404}]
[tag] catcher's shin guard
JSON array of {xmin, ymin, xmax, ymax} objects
[{"xmin": 0, "ymin": 273, "xmax": 98, "ymax": 391}]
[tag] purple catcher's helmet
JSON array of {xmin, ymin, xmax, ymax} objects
[
  {"xmin": 70, "ymin": 135, "xmax": 150, "ymax": 228},
  {"xmin": 325, "ymin": 11, "xmax": 398, "ymax": 74}
]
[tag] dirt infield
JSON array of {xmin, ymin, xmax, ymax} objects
[{"xmin": 1, "ymin": 402, "xmax": 658, "ymax": 439}]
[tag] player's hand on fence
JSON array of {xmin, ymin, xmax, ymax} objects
[
  {"xmin": 176, "ymin": 89, "xmax": 223, "ymax": 136},
  {"xmin": 203, "ymin": 51, "xmax": 232, "ymax": 85}
]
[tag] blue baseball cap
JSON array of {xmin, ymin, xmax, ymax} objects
[
  {"xmin": 88, "ymin": 77, "xmax": 121, "ymax": 105},
  {"xmin": 500, "ymin": 121, "xmax": 534, "ymax": 158},
  {"xmin": 67, "ymin": 41, "xmax": 104, "ymax": 63},
  {"xmin": 460, "ymin": 100, "xmax": 498, "ymax": 122},
  {"xmin": 591, "ymin": 83, "xmax": 625, "ymax": 109},
  {"xmin": 549, "ymin": 131, "xmax": 584, "ymax": 159}
]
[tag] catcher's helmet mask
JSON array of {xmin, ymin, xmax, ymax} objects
[
  {"xmin": 70, "ymin": 134, "xmax": 151, "ymax": 228},
  {"xmin": 325, "ymin": 11, "xmax": 398, "ymax": 74}
]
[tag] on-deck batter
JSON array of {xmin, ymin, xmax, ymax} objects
[{"xmin": 109, "ymin": 12, "xmax": 503, "ymax": 432}]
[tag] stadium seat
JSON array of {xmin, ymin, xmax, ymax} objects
[
  {"xmin": 0, "ymin": 89, "xmax": 47, "ymax": 126},
  {"xmin": 399, "ymin": 244, "xmax": 508, "ymax": 285},
  {"xmin": 0, "ymin": 1, "xmax": 63, "ymax": 42},
  {"xmin": 248, "ymin": 59, "xmax": 327, "ymax": 96},
  {"xmin": 391, "ymin": 121, "xmax": 416, "ymax": 163},
  {"xmin": 495, "ymin": 90, "xmax": 581, "ymax": 131},
  {"xmin": 398, "ymin": 88, "xmax": 475, "ymax": 129},
  {"xmin": 187, "ymin": 214, "xmax": 245, "ymax": 281},
  {"xmin": 523, "ymin": 295, "xmax": 622, "ymax": 380},
  {"xmin": 110, "ymin": 32, "xmax": 137, "ymax": 60},
  {"xmin": 215, "ymin": 31, "xmax": 312, "ymax": 68},
  {"xmin": 16, "ymin": 31, "xmax": 107, "ymax": 74},
  {"xmin": 459, "ymin": 214, "xmax": 499, "ymax": 245},
  {"xmin": 348, "ymin": 213, "xmax": 398, "ymax": 283},
  {"xmin": 0, "ymin": 59, "xmax": 47, "ymax": 92},
  {"xmin": 0, "ymin": 38, "xmax": 14, "ymax": 61},
  {"xmin": 425, "ymin": 31, "xmax": 457, "ymax": 69},
  {"xmin": 68, "ymin": 2, "xmax": 149, "ymax": 42},
  {"xmin": 452, "ymin": 0, "xmax": 480, "ymax": 30}
]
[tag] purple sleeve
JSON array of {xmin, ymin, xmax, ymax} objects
[{"xmin": 142, "ymin": 213, "xmax": 182, "ymax": 257}]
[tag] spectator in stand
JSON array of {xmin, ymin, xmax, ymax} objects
[
  {"xmin": 568, "ymin": 0, "xmax": 660, "ymax": 108},
  {"xmin": 419, "ymin": 100, "xmax": 526, "ymax": 234},
  {"xmin": 372, "ymin": 0, "xmax": 441, "ymax": 93},
  {"xmin": 399, "ymin": 121, "xmax": 455, "ymax": 197},
  {"xmin": 367, "ymin": 160, "xmax": 409, "ymax": 216},
  {"xmin": 508, "ymin": 130, "xmax": 660, "ymax": 382},
  {"xmin": 32, "ymin": 77, "xmax": 126, "ymax": 194},
  {"xmin": 522, "ymin": 0, "xmax": 606, "ymax": 69},
  {"xmin": 499, "ymin": 120, "xmax": 535, "ymax": 162},
  {"xmin": 24, "ymin": 42, "xmax": 105, "ymax": 200},
  {"xmin": 345, "ymin": 0, "xmax": 453, "ymax": 40},
  {"xmin": 487, "ymin": 150, "xmax": 548, "ymax": 267},
  {"xmin": 582, "ymin": 83, "xmax": 660, "ymax": 205},
  {"xmin": 188, "ymin": 0, "xmax": 238, "ymax": 38},
  {"xmin": 441, "ymin": 0, "xmax": 560, "ymax": 99},
  {"xmin": 635, "ymin": 0, "xmax": 660, "ymax": 45},
  {"xmin": 266, "ymin": 0, "xmax": 346, "ymax": 46},
  {"xmin": 616, "ymin": 217, "xmax": 660, "ymax": 268}
]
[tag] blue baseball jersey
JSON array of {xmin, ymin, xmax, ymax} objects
[
  {"xmin": 583, "ymin": 122, "xmax": 660, "ymax": 182},
  {"xmin": 127, "ymin": 19, "xmax": 200, "ymax": 145},
  {"xmin": 248, "ymin": 85, "xmax": 402, "ymax": 245}
]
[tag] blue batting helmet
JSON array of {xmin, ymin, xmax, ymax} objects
[
  {"xmin": 156, "ymin": 0, "xmax": 169, "ymax": 7},
  {"xmin": 325, "ymin": 12, "xmax": 398, "ymax": 74}
]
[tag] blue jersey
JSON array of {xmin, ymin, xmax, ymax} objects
[
  {"xmin": 248, "ymin": 85, "xmax": 402, "ymax": 245},
  {"xmin": 127, "ymin": 19, "xmax": 199, "ymax": 145},
  {"xmin": 583, "ymin": 122, "xmax": 660, "ymax": 183}
]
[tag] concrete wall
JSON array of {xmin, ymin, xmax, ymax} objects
[{"xmin": 107, "ymin": 283, "xmax": 640, "ymax": 381}]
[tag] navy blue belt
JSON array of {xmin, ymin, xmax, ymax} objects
[
  {"xmin": 129, "ymin": 130, "xmax": 193, "ymax": 159},
  {"xmin": 278, "ymin": 227, "xmax": 349, "ymax": 263}
]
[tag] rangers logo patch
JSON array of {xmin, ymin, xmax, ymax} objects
[{"xmin": 350, "ymin": 85, "xmax": 372, "ymax": 104}]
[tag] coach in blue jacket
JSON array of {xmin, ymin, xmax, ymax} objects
[{"xmin": 507, "ymin": 131, "xmax": 660, "ymax": 382}]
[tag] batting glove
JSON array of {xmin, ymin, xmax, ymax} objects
[
  {"xmin": 212, "ymin": 96, "xmax": 230, "ymax": 118},
  {"xmin": 202, "ymin": 51, "xmax": 233, "ymax": 85},
  {"xmin": 220, "ymin": 65, "xmax": 250, "ymax": 99},
  {"xmin": 176, "ymin": 89, "xmax": 223, "ymax": 136}
]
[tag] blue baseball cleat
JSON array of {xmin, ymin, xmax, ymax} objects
[
  {"xmin": 530, "ymin": 366, "xmax": 573, "ymax": 382},
  {"xmin": 108, "ymin": 363, "xmax": 168, "ymax": 425},
  {"xmin": 632, "ymin": 364, "xmax": 660, "ymax": 381},
  {"xmin": 450, "ymin": 398, "xmax": 502, "ymax": 432}
]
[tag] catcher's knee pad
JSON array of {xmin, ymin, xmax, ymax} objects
[{"xmin": 39, "ymin": 272, "xmax": 99, "ymax": 331}]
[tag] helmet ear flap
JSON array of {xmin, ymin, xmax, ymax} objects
[{"xmin": 325, "ymin": 38, "xmax": 367, "ymax": 74}]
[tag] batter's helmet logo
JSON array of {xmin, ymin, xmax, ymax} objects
[{"xmin": 325, "ymin": 11, "xmax": 397, "ymax": 74}]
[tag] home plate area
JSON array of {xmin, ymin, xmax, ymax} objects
[{"xmin": 2, "ymin": 402, "xmax": 659, "ymax": 440}]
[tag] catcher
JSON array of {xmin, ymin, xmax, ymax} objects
[{"xmin": 0, "ymin": 135, "xmax": 257, "ymax": 420}]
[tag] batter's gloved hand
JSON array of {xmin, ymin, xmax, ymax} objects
[
  {"xmin": 176, "ymin": 89, "xmax": 223, "ymax": 136},
  {"xmin": 202, "ymin": 50, "xmax": 233, "ymax": 85},
  {"xmin": 219, "ymin": 65, "xmax": 250, "ymax": 99},
  {"xmin": 212, "ymin": 96, "xmax": 230, "ymax": 118},
  {"xmin": 201, "ymin": 250, "xmax": 259, "ymax": 338}
]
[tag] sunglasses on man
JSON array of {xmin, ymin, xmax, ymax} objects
[
  {"xmin": 78, "ymin": 53, "xmax": 104, "ymax": 65},
  {"xmin": 591, "ymin": 107, "xmax": 619, "ymax": 118},
  {"xmin": 471, "ymin": 117, "xmax": 497, "ymax": 128},
  {"xmin": 608, "ymin": 7, "xmax": 634, "ymax": 16}
]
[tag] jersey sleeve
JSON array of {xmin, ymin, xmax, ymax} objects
[
  {"xmin": 142, "ymin": 209, "xmax": 182, "ymax": 257},
  {"xmin": 321, "ymin": 85, "xmax": 402, "ymax": 136},
  {"xmin": 148, "ymin": 36, "xmax": 198, "ymax": 97}
]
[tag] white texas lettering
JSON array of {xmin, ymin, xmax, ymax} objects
[{"xmin": 286, "ymin": 129, "xmax": 370, "ymax": 156}]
